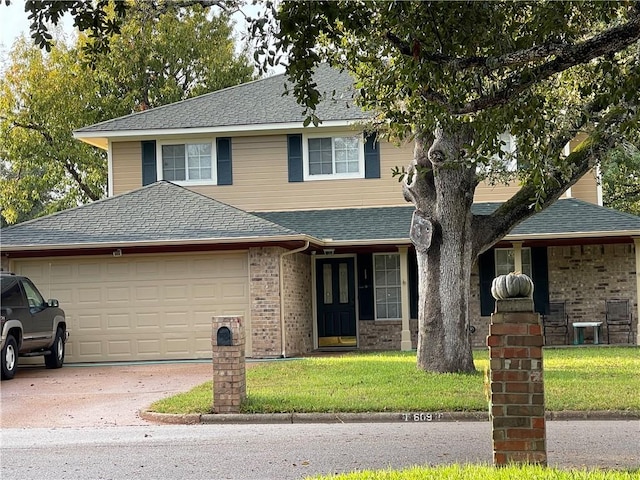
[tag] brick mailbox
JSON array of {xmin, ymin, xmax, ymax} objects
[
  {"xmin": 487, "ymin": 296, "xmax": 547, "ymax": 466},
  {"xmin": 211, "ymin": 316, "xmax": 246, "ymax": 414}
]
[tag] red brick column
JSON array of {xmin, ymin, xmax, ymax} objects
[
  {"xmin": 487, "ymin": 298, "xmax": 547, "ymax": 466},
  {"xmin": 212, "ymin": 316, "xmax": 246, "ymax": 414}
]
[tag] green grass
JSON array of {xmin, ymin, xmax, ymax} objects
[
  {"xmin": 304, "ymin": 464, "xmax": 639, "ymax": 480},
  {"xmin": 148, "ymin": 347, "xmax": 640, "ymax": 415}
]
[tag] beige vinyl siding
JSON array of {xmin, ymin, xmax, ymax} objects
[
  {"xmin": 112, "ymin": 141, "xmax": 142, "ymax": 195},
  {"xmin": 189, "ymin": 135, "xmax": 411, "ymax": 211},
  {"xmin": 108, "ymin": 133, "xmax": 600, "ymax": 208},
  {"xmin": 567, "ymin": 169, "xmax": 599, "ymax": 204},
  {"xmin": 474, "ymin": 181, "xmax": 521, "ymax": 203}
]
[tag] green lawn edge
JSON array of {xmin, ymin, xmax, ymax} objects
[
  {"xmin": 149, "ymin": 347, "xmax": 640, "ymax": 415},
  {"xmin": 304, "ymin": 464, "xmax": 640, "ymax": 480}
]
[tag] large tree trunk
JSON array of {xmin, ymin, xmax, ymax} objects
[{"xmin": 406, "ymin": 128, "xmax": 478, "ymax": 373}]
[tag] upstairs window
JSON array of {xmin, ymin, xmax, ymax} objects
[
  {"xmin": 492, "ymin": 133, "xmax": 517, "ymax": 172},
  {"xmin": 303, "ymin": 134, "xmax": 364, "ymax": 180},
  {"xmin": 161, "ymin": 142, "xmax": 212, "ymax": 182}
]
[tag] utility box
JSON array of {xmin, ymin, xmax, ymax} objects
[{"xmin": 211, "ymin": 316, "xmax": 246, "ymax": 414}]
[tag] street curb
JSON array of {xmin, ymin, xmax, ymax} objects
[{"xmin": 139, "ymin": 409, "xmax": 640, "ymax": 425}]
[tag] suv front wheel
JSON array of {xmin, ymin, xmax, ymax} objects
[
  {"xmin": 1, "ymin": 335, "xmax": 18, "ymax": 380},
  {"xmin": 44, "ymin": 328, "xmax": 65, "ymax": 369}
]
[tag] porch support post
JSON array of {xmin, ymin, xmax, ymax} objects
[
  {"xmin": 634, "ymin": 237, "xmax": 640, "ymax": 346},
  {"xmin": 399, "ymin": 246, "xmax": 412, "ymax": 351},
  {"xmin": 511, "ymin": 242, "xmax": 523, "ymax": 273}
]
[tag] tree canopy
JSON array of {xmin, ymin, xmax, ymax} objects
[
  {"xmin": 1, "ymin": 0, "xmax": 253, "ymax": 224},
  {"xmin": 256, "ymin": 1, "xmax": 640, "ymax": 372}
]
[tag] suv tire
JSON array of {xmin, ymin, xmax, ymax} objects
[
  {"xmin": 1, "ymin": 334, "xmax": 18, "ymax": 380},
  {"xmin": 44, "ymin": 328, "xmax": 65, "ymax": 369}
]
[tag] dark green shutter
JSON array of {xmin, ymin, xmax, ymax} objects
[
  {"xmin": 530, "ymin": 247, "xmax": 550, "ymax": 315},
  {"xmin": 478, "ymin": 249, "xmax": 496, "ymax": 317},
  {"xmin": 357, "ymin": 253, "xmax": 374, "ymax": 320},
  {"xmin": 364, "ymin": 135, "xmax": 380, "ymax": 179},
  {"xmin": 287, "ymin": 134, "xmax": 303, "ymax": 182},
  {"xmin": 141, "ymin": 141, "xmax": 157, "ymax": 186},
  {"xmin": 408, "ymin": 249, "xmax": 418, "ymax": 319},
  {"xmin": 216, "ymin": 137, "xmax": 232, "ymax": 185}
]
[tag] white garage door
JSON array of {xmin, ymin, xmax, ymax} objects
[{"xmin": 13, "ymin": 252, "xmax": 250, "ymax": 363}]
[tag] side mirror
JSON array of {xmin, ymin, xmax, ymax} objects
[{"xmin": 47, "ymin": 299, "xmax": 59, "ymax": 308}]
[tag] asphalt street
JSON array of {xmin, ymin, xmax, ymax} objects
[{"xmin": 2, "ymin": 420, "xmax": 639, "ymax": 479}]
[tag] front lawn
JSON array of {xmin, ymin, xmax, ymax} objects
[
  {"xmin": 305, "ymin": 464, "xmax": 639, "ymax": 480},
  {"xmin": 149, "ymin": 347, "xmax": 639, "ymax": 414}
]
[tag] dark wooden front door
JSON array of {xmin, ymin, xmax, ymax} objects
[{"xmin": 316, "ymin": 258, "xmax": 357, "ymax": 348}]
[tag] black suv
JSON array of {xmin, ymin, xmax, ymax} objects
[{"xmin": 1, "ymin": 272, "xmax": 68, "ymax": 380}]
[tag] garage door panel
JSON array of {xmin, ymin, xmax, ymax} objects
[
  {"xmin": 136, "ymin": 313, "xmax": 159, "ymax": 328},
  {"xmin": 77, "ymin": 287, "xmax": 101, "ymax": 304},
  {"xmin": 107, "ymin": 286, "xmax": 130, "ymax": 303},
  {"xmin": 108, "ymin": 340, "xmax": 133, "ymax": 356},
  {"xmin": 107, "ymin": 313, "xmax": 131, "ymax": 329},
  {"xmin": 14, "ymin": 252, "xmax": 250, "ymax": 362},
  {"xmin": 77, "ymin": 314, "xmax": 103, "ymax": 330},
  {"xmin": 222, "ymin": 282, "xmax": 248, "ymax": 300},
  {"xmin": 78, "ymin": 263, "xmax": 101, "ymax": 277}
]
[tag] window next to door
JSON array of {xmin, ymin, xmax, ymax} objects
[
  {"xmin": 494, "ymin": 247, "xmax": 532, "ymax": 276},
  {"xmin": 374, "ymin": 253, "xmax": 402, "ymax": 320},
  {"xmin": 478, "ymin": 246, "xmax": 549, "ymax": 317}
]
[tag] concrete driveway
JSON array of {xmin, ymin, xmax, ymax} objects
[{"xmin": 0, "ymin": 361, "xmax": 213, "ymax": 428}]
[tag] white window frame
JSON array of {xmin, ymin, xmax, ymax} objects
[
  {"xmin": 156, "ymin": 138, "xmax": 217, "ymax": 186},
  {"xmin": 478, "ymin": 133, "xmax": 518, "ymax": 175},
  {"xmin": 495, "ymin": 132, "xmax": 517, "ymax": 172},
  {"xmin": 494, "ymin": 247, "xmax": 532, "ymax": 277},
  {"xmin": 302, "ymin": 132, "xmax": 365, "ymax": 181},
  {"xmin": 373, "ymin": 253, "xmax": 402, "ymax": 320}
]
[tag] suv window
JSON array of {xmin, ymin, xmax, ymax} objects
[
  {"xmin": 1, "ymin": 277, "xmax": 25, "ymax": 307},
  {"xmin": 21, "ymin": 279, "xmax": 45, "ymax": 308}
]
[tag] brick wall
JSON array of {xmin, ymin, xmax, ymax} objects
[
  {"xmin": 282, "ymin": 252, "xmax": 313, "ymax": 356},
  {"xmin": 548, "ymin": 244, "xmax": 637, "ymax": 343},
  {"xmin": 469, "ymin": 243, "xmax": 637, "ymax": 348},
  {"xmin": 358, "ymin": 319, "xmax": 419, "ymax": 350},
  {"xmin": 249, "ymin": 247, "xmax": 283, "ymax": 357}
]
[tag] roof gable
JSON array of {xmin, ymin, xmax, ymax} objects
[{"xmin": 74, "ymin": 64, "xmax": 366, "ymax": 136}]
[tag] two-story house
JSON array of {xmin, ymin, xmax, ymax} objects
[{"xmin": 2, "ymin": 65, "xmax": 638, "ymax": 363}]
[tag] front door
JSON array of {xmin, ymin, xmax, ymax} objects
[{"xmin": 316, "ymin": 258, "xmax": 357, "ymax": 348}]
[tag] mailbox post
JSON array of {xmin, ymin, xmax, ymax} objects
[{"xmin": 211, "ymin": 316, "xmax": 246, "ymax": 414}]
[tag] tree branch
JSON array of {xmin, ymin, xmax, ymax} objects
[
  {"xmin": 471, "ymin": 131, "xmax": 615, "ymax": 255},
  {"xmin": 386, "ymin": 31, "xmax": 566, "ymax": 71},
  {"xmin": 5, "ymin": 117, "xmax": 101, "ymax": 201},
  {"xmin": 453, "ymin": 10, "xmax": 640, "ymax": 114}
]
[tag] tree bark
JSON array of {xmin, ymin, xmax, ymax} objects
[{"xmin": 407, "ymin": 128, "xmax": 478, "ymax": 373}]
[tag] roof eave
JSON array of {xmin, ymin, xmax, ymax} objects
[
  {"xmin": 504, "ymin": 230, "xmax": 640, "ymax": 241},
  {"xmin": 73, "ymin": 119, "xmax": 367, "ymax": 150},
  {"xmin": 0, "ymin": 234, "xmax": 318, "ymax": 252}
]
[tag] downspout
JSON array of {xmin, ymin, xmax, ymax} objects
[{"xmin": 279, "ymin": 241, "xmax": 310, "ymax": 358}]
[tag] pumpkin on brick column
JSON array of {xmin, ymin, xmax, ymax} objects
[{"xmin": 491, "ymin": 273, "xmax": 534, "ymax": 300}]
